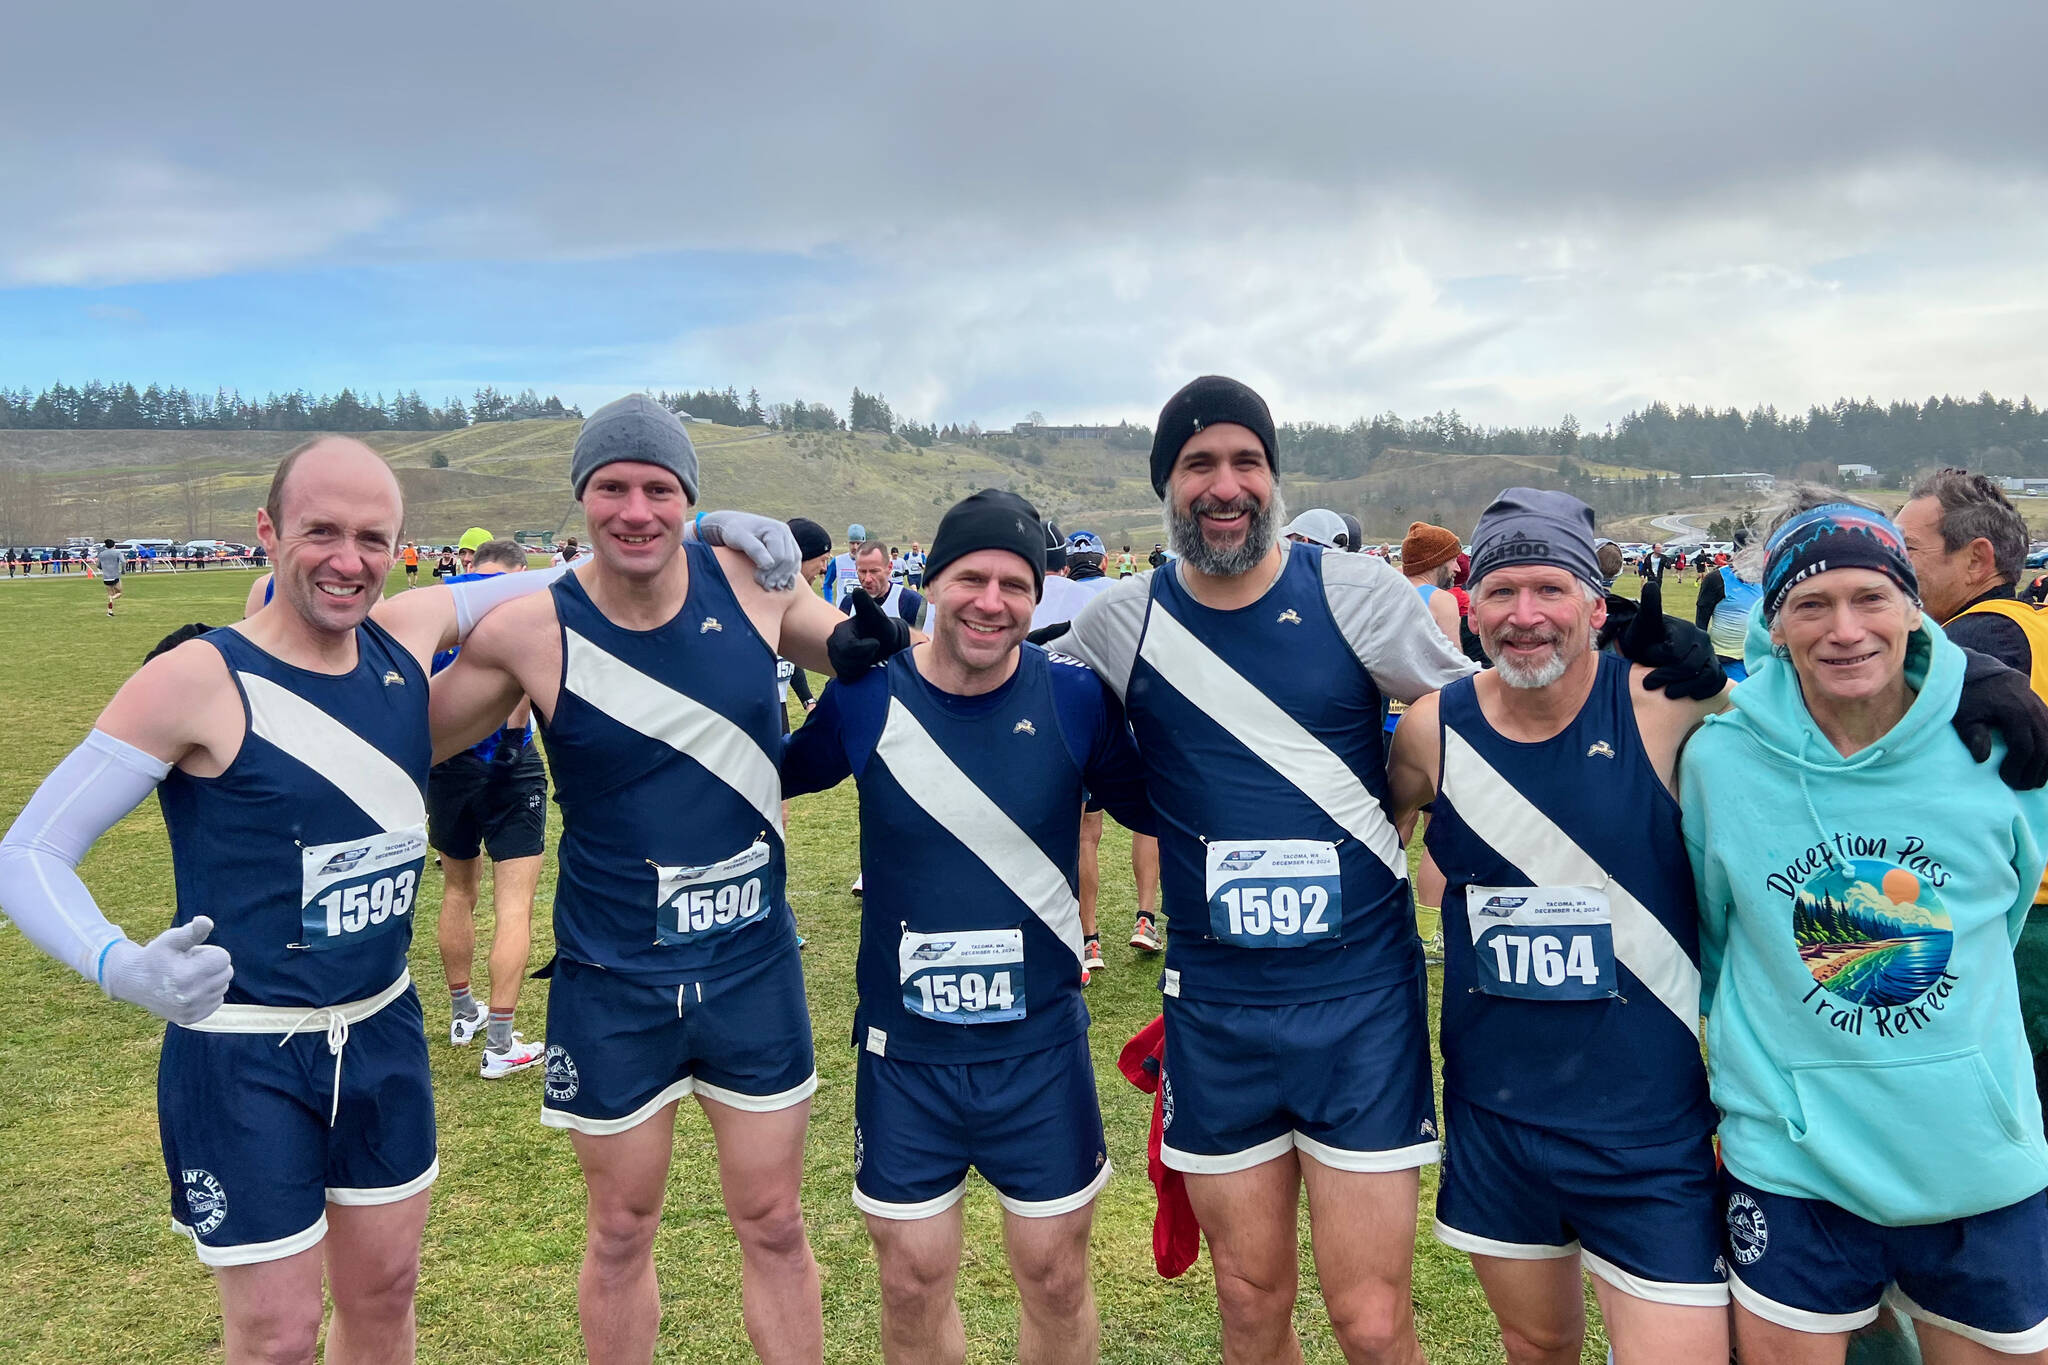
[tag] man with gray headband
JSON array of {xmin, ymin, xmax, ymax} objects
[
  {"xmin": 1386, "ymin": 487, "xmax": 1737, "ymax": 1362},
  {"xmin": 430, "ymin": 394, "xmax": 909, "ymax": 1364}
]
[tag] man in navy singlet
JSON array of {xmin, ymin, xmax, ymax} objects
[
  {"xmin": 784, "ymin": 489, "xmax": 1152, "ymax": 1364},
  {"xmin": 846, "ymin": 540, "xmax": 925, "ymax": 628},
  {"xmin": 430, "ymin": 395, "xmax": 906, "ymax": 1364},
  {"xmin": 1386, "ymin": 488, "xmax": 1732, "ymax": 1363},
  {"xmin": 0, "ymin": 437, "xmax": 607, "ymax": 1362}
]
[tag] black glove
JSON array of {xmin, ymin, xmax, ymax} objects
[
  {"xmin": 827, "ymin": 589, "xmax": 912, "ymax": 680},
  {"xmin": 1952, "ymin": 648, "xmax": 2048, "ymax": 789},
  {"xmin": 490, "ymin": 727, "xmax": 527, "ymax": 769},
  {"xmin": 1616, "ymin": 579, "xmax": 1726, "ymax": 701}
]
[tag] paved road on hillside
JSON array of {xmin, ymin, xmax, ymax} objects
[{"xmin": 1651, "ymin": 512, "xmax": 1711, "ymax": 543}]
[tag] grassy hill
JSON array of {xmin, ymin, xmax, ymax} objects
[{"xmin": 0, "ymin": 421, "xmax": 1790, "ymax": 551}]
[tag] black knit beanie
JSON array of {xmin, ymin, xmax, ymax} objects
[
  {"xmin": 923, "ymin": 489, "xmax": 1046, "ymax": 600},
  {"xmin": 1149, "ymin": 375, "xmax": 1279, "ymax": 497}
]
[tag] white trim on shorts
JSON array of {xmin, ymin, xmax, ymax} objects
[
  {"xmin": 1433, "ymin": 1218, "xmax": 1579, "ymax": 1261},
  {"xmin": 1581, "ymin": 1248, "xmax": 1729, "ymax": 1308},
  {"xmin": 540, "ymin": 1078, "xmax": 694, "ymax": 1136},
  {"xmin": 695, "ymin": 1070, "xmax": 818, "ymax": 1114},
  {"xmin": 1161, "ymin": 1130, "xmax": 1438, "ymax": 1176},
  {"xmin": 1887, "ymin": 1284, "xmax": 2048, "ymax": 1355},
  {"xmin": 1728, "ymin": 1268, "xmax": 1878, "ymax": 1333},
  {"xmin": 327, "ymin": 1156, "xmax": 440, "ymax": 1207},
  {"xmin": 854, "ymin": 1178, "xmax": 970, "ymax": 1222},
  {"xmin": 997, "ymin": 1158, "xmax": 1112, "ymax": 1220},
  {"xmin": 173, "ymin": 1212, "xmax": 328, "ymax": 1268}
]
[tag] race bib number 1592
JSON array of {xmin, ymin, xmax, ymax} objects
[{"xmin": 1205, "ymin": 839, "xmax": 1342, "ymax": 948}]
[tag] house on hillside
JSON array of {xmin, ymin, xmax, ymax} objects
[{"xmin": 1838, "ymin": 463, "xmax": 1876, "ymax": 482}]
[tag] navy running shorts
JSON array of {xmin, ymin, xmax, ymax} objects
[
  {"xmin": 157, "ymin": 985, "xmax": 438, "ymax": 1266},
  {"xmin": 426, "ymin": 747, "xmax": 546, "ymax": 862},
  {"xmin": 852, "ymin": 1031, "xmax": 1110, "ymax": 1220},
  {"xmin": 1724, "ymin": 1174, "xmax": 2048, "ymax": 1352},
  {"xmin": 1158, "ymin": 972, "xmax": 1437, "ymax": 1174},
  {"xmin": 1433, "ymin": 1091, "xmax": 1726, "ymax": 1306},
  {"xmin": 539, "ymin": 949, "xmax": 817, "ymax": 1135}
]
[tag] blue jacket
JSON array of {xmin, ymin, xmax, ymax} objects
[{"xmin": 1681, "ymin": 609, "xmax": 2048, "ymax": 1223}]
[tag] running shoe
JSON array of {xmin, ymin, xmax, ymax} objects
[
  {"xmin": 1081, "ymin": 966, "xmax": 1093, "ymax": 987},
  {"xmin": 850, "ymin": 872, "xmax": 863, "ymax": 898},
  {"xmin": 479, "ymin": 1033, "xmax": 545, "ymax": 1079},
  {"xmin": 449, "ymin": 1008, "xmax": 487, "ymax": 1047},
  {"xmin": 1082, "ymin": 935, "xmax": 1104, "ymax": 971},
  {"xmin": 1129, "ymin": 913, "xmax": 1160, "ymax": 952}
]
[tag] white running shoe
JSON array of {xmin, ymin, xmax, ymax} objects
[
  {"xmin": 479, "ymin": 1033, "xmax": 545, "ymax": 1079},
  {"xmin": 1082, "ymin": 935, "xmax": 1105, "ymax": 971},
  {"xmin": 851, "ymin": 872, "xmax": 864, "ymax": 898},
  {"xmin": 449, "ymin": 1008, "xmax": 486, "ymax": 1046},
  {"xmin": 1129, "ymin": 914, "xmax": 1161, "ymax": 952}
]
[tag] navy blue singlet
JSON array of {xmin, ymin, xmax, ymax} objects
[
  {"xmin": 1428, "ymin": 652, "xmax": 1714, "ymax": 1138},
  {"xmin": 158, "ymin": 621, "xmax": 431, "ymax": 1008},
  {"xmin": 541, "ymin": 542, "xmax": 795, "ymax": 982}
]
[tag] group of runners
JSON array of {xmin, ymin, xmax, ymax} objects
[{"xmin": 7, "ymin": 380, "xmax": 2048, "ymax": 1365}]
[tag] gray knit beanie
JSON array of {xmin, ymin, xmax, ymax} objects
[{"xmin": 571, "ymin": 394, "xmax": 700, "ymax": 502}]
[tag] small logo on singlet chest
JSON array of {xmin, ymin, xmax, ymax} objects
[
  {"xmin": 1586, "ymin": 740, "xmax": 1615, "ymax": 759},
  {"xmin": 700, "ymin": 617, "xmax": 723, "ymax": 633},
  {"xmin": 382, "ymin": 670, "xmax": 404, "ymax": 686},
  {"xmin": 1013, "ymin": 719, "xmax": 1036, "ymax": 735},
  {"xmin": 1276, "ymin": 608, "xmax": 1301, "ymax": 625}
]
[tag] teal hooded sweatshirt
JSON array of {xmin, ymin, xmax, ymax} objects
[{"xmin": 1680, "ymin": 609, "xmax": 2048, "ymax": 1225}]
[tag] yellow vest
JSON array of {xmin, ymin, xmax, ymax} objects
[{"xmin": 1955, "ymin": 596, "xmax": 2048, "ymax": 902}]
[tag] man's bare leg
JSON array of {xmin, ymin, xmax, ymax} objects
[
  {"xmin": 216, "ymin": 1241, "xmax": 326, "ymax": 1365},
  {"xmin": 1078, "ymin": 808, "xmax": 1103, "ymax": 942},
  {"xmin": 1182, "ymin": 1152, "xmax": 1306, "ymax": 1365},
  {"xmin": 1467, "ymin": 1252, "xmax": 1586, "ymax": 1365},
  {"xmin": 436, "ymin": 854, "xmax": 482, "ymax": 1011},
  {"xmin": 699, "ymin": 1094, "xmax": 823, "ymax": 1364},
  {"xmin": 1592, "ymin": 1275, "xmax": 1728, "ymax": 1365},
  {"xmin": 865, "ymin": 1203, "xmax": 967, "ymax": 1365},
  {"xmin": 1131, "ymin": 833, "xmax": 1159, "ymax": 917},
  {"xmin": 1298, "ymin": 1157, "xmax": 1424, "ymax": 1365},
  {"xmin": 325, "ymin": 1190, "xmax": 431, "ymax": 1365},
  {"xmin": 1003, "ymin": 1201, "xmax": 1099, "ymax": 1365},
  {"xmin": 570, "ymin": 1103, "xmax": 680, "ymax": 1365},
  {"xmin": 486, "ymin": 853, "xmax": 541, "ymax": 1014}
]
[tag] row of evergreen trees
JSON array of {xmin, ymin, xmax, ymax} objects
[{"xmin": 0, "ymin": 383, "xmax": 580, "ymax": 432}]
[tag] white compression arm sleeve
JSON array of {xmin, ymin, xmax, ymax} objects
[
  {"xmin": 447, "ymin": 555, "xmax": 588, "ymax": 642},
  {"xmin": 0, "ymin": 729, "xmax": 170, "ymax": 984}
]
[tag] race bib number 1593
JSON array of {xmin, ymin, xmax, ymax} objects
[{"xmin": 299, "ymin": 825, "xmax": 427, "ymax": 950}]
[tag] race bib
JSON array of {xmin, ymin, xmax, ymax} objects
[
  {"xmin": 656, "ymin": 841, "xmax": 772, "ymax": 945},
  {"xmin": 1465, "ymin": 885, "xmax": 1615, "ymax": 1000},
  {"xmin": 899, "ymin": 928, "xmax": 1026, "ymax": 1024},
  {"xmin": 1205, "ymin": 840, "xmax": 1342, "ymax": 948},
  {"xmin": 299, "ymin": 825, "xmax": 427, "ymax": 950}
]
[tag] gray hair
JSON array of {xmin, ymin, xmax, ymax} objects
[
  {"xmin": 1734, "ymin": 481, "xmax": 1886, "ymax": 582},
  {"xmin": 1908, "ymin": 467, "xmax": 2027, "ymax": 587}
]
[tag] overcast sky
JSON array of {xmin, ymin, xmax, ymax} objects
[{"xmin": 4, "ymin": 1, "xmax": 2044, "ymax": 429}]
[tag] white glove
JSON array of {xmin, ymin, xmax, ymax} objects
[
  {"xmin": 102, "ymin": 916, "xmax": 233, "ymax": 1025},
  {"xmin": 698, "ymin": 510, "xmax": 799, "ymax": 592}
]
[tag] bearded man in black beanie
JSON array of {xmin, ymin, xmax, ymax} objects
[{"xmin": 781, "ymin": 488, "xmax": 1155, "ymax": 1363}]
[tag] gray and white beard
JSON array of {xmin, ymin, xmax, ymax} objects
[
  {"xmin": 1164, "ymin": 485, "xmax": 1287, "ymax": 578},
  {"xmin": 1493, "ymin": 648, "xmax": 1572, "ymax": 690}
]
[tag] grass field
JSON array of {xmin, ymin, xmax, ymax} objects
[{"xmin": 0, "ymin": 566, "xmax": 1702, "ymax": 1363}]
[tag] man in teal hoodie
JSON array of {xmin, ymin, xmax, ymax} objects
[{"xmin": 1682, "ymin": 492, "xmax": 2048, "ymax": 1359}]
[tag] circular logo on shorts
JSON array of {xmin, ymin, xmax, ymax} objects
[
  {"xmin": 182, "ymin": 1168, "xmax": 228, "ymax": 1237},
  {"xmin": 1160, "ymin": 1069, "xmax": 1175, "ymax": 1130},
  {"xmin": 544, "ymin": 1044, "xmax": 580, "ymax": 1102},
  {"xmin": 1726, "ymin": 1191, "xmax": 1768, "ymax": 1266},
  {"xmin": 853, "ymin": 1124, "xmax": 865, "ymax": 1175}
]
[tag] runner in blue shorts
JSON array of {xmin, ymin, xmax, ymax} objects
[
  {"xmin": 783, "ymin": 488, "xmax": 1153, "ymax": 1363},
  {"xmin": 430, "ymin": 395, "xmax": 909, "ymax": 1363},
  {"xmin": 1388, "ymin": 490, "xmax": 1735, "ymax": 1362},
  {"xmin": 0, "ymin": 437, "xmax": 598, "ymax": 1361}
]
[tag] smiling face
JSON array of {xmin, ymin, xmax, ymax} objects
[
  {"xmin": 926, "ymin": 548, "xmax": 1037, "ymax": 678},
  {"xmin": 1771, "ymin": 568, "xmax": 1919, "ymax": 709},
  {"xmin": 1471, "ymin": 564, "xmax": 1604, "ymax": 689},
  {"xmin": 579, "ymin": 461, "xmax": 690, "ymax": 578},
  {"xmin": 1164, "ymin": 423, "xmax": 1282, "ymax": 576},
  {"xmin": 256, "ymin": 439, "xmax": 402, "ymax": 636}
]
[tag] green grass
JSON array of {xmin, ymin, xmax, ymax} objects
[{"xmin": 0, "ymin": 566, "xmax": 1700, "ymax": 1362}]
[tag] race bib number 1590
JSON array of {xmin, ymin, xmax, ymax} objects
[{"xmin": 656, "ymin": 842, "xmax": 772, "ymax": 945}]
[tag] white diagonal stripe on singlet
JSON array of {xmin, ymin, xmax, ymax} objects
[
  {"xmin": 239, "ymin": 671, "xmax": 426, "ymax": 832},
  {"xmin": 561, "ymin": 629, "xmax": 784, "ymax": 838},
  {"xmin": 1441, "ymin": 725, "xmax": 1701, "ymax": 1037},
  {"xmin": 1136, "ymin": 606, "xmax": 1406, "ymax": 880},
  {"xmin": 873, "ymin": 698, "xmax": 1085, "ymax": 966}
]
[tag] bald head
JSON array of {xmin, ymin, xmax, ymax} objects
[{"xmin": 265, "ymin": 436, "xmax": 403, "ymax": 533}]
